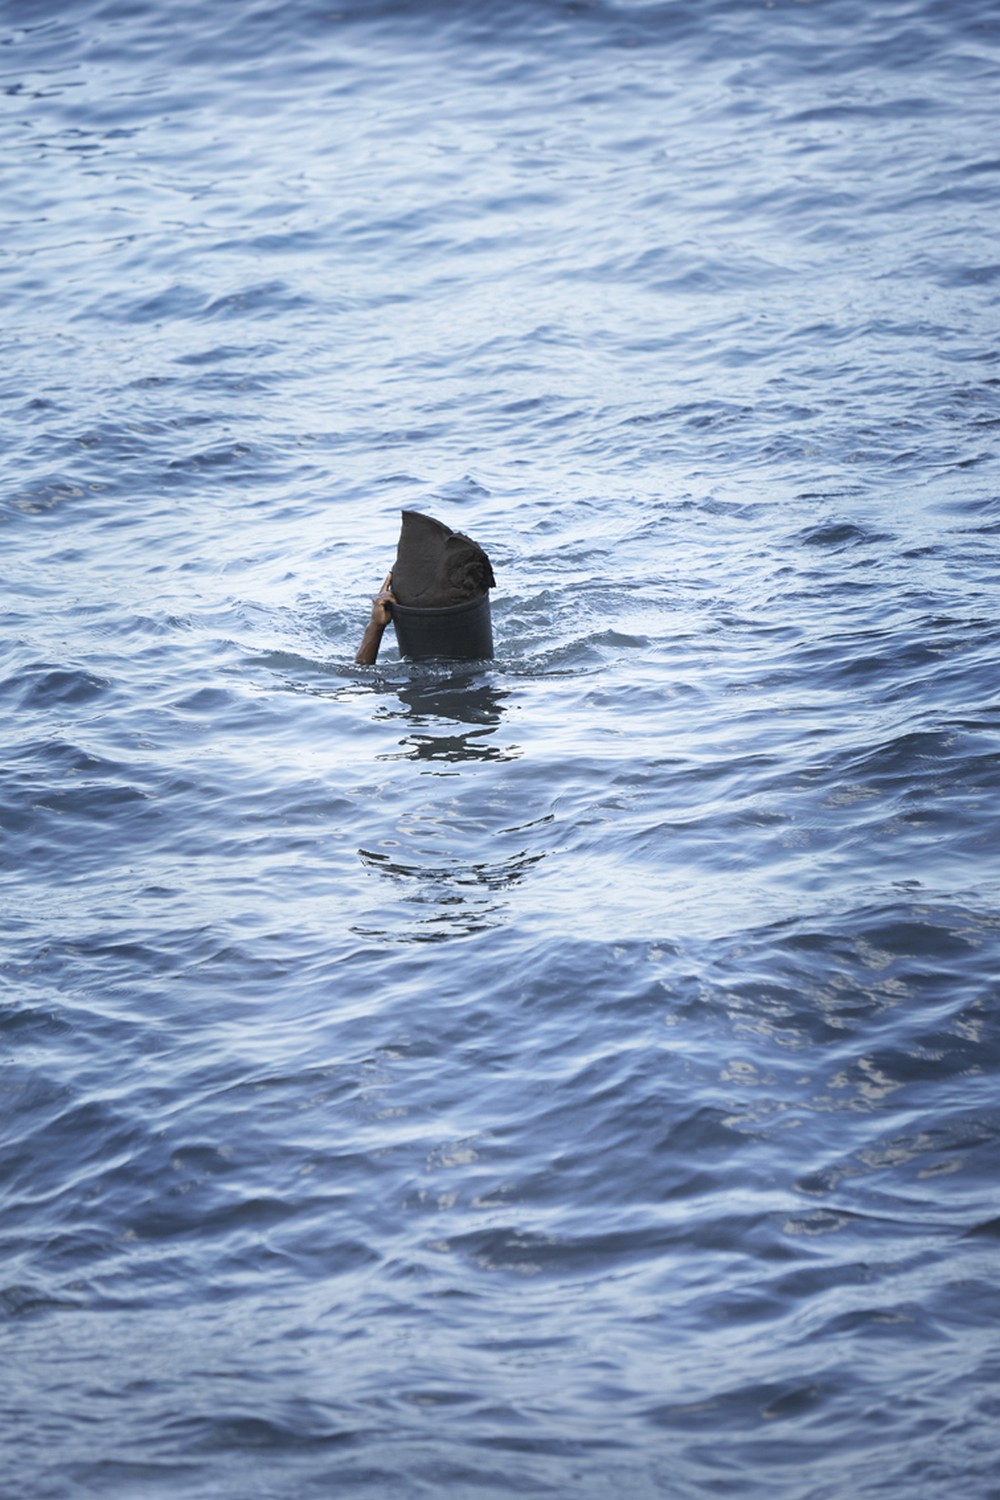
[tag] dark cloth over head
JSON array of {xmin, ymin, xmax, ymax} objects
[{"xmin": 391, "ymin": 511, "xmax": 495, "ymax": 608}]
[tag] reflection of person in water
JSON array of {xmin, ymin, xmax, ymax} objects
[
  {"xmin": 354, "ymin": 573, "xmax": 395, "ymax": 666},
  {"xmin": 390, "ymin": 677, "xmax": 515, "ymax": 763}
]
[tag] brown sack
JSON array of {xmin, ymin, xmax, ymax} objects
[{"xmin": 391, "ymin": 511, "xmax": 495, "ymax": 608}]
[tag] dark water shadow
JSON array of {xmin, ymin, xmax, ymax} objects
[
  {"xmin": 375, "ymin": 670, "xmax": 520, "ymax": 765},
  {"xmin": 352, "ymin": 842, "xmax": 544, "ymax": 944},
  {"xmin": 353, "ymin": 670, "xmax": 542, "ymax": 942}
]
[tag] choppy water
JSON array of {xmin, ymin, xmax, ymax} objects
[{"xmin": 4, "ymin": 0, "xmax": 1000, "ymax": 1495}]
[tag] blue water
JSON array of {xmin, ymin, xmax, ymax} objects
[{"xmin": 3, "ymin": 0, "xmax": 1000, "ymax": 1494}]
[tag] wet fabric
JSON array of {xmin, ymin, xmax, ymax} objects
[{"xmin": 390, "ymin": 511, "xmax": 495, "ymax": 608}]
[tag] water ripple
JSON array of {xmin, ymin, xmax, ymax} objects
[{"xmin": 3, "ymin": 0, "xmax": 1000, "ymax": 1494}]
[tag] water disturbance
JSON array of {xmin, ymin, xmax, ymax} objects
[{"xmin": 2, "ymin": 0, "xmax": 1000, "ymax": 1495}]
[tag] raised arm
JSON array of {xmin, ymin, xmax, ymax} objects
[{"xmin": 354, "ymin": 573, "xmax": 395, "ymax": 665}]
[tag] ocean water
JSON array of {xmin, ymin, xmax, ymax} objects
[{"xmin": 3, "ymin": 0, "xmax": 1000, "ymax": 1494}]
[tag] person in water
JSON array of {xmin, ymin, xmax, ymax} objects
[
  {"xmin": 354, "ymin": 573, "xmax": 395, "ymax": 665},
  {"xmin": 354, "ymin": 511, "xmax": 495, "ymax": 665}
]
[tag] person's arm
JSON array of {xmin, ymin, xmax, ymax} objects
[{"xmin": 354, "ymin": 573, "xmax": 395, "ymax": 665}]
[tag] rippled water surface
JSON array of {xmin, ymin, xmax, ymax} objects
[{"xmin": 3, "ymin": 0, "xmax": 1000, "ymax": 1495}]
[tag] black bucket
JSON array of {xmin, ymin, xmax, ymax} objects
[{"xmin": 391, "ymin": 592, "xmax": 493, "ymax": 661}]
